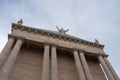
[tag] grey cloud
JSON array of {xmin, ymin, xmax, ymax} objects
[{"xmin": 0, "ymin": 0, "xmax": 120, "ymax": 76}]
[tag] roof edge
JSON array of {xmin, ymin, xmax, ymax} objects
[{"xmin": 11, "ymin": 23, "xmax": 105, "ymax": 49}]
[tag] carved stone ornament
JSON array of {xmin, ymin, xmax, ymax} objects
[
  {"xmin": 95, "ymin": 39, "xmax": 99, "ymax": 44},
  {"xmin": 56, "ymin": 26, "xmax": 69, "ymax": 35},
  {"xmin": 17, "ymin": 19, "xmax": 23, "ymax": 25}
]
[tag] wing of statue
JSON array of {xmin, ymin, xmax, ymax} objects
[
  {"xmin": 65, "ymin": 29, "xmax": 69, "ymax": 32},
  {"xmin": 56, "ymin": 26, "xmax": 61, "ymax": 32}
]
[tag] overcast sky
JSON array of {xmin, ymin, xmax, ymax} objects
[{"xmin": 0, "ymin": 0, "xmax": 120, "ymax": 77}]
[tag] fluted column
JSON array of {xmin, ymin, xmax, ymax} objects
[
  {"xmin": 98, "ymin": 55, "xmax": 115, "ymax": 80},
  {"xmin": 104, "ymin": 56, "xmax": 119, "ymax": 80},
  {"xmin": 73, "ymin": 50, "xmax": 86, "ymax": 80},
  {"xmin": 79, "ymin": 52, "xmax": 93, "ymax": 80},
  {"xmin": 41, "ymin": 44, "xmax": 50, "ymax": 80},
  {"xmin": 0, "ymin": 37, "xmax": 15, "ymax": 69},
  {"xmin": 0, "ymin": 38, "xmax": 23, "ymax": 80},
  {"xmin": 51, "ymin": 46, "xmax": 58, "ymax": 80}
]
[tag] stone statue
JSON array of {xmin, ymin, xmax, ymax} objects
[
  {"xmin": 17, "ymin": 19, "xmax": 23, "ymax": 25},
  {"xmin": 95, "ymin": 39, "xmax": 99, "ymax": 44},
  {"xmin": 56, "ymin": 26, "xmax": 69, "ymax": 34}
]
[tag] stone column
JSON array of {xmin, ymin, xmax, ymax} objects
[
  {"xmin": 79, "ymin": 52, "xmax": 93, "ymax": 80},
  {"xmin": 41, "ymin": 44, "xmax": 50, "ymax": 80},
  {"xmin": 104, "ymin": 56, "xmax": 119, "ymax": 80},
  {"xmin": 0, "ymin": 37, "xmax": 15, "ymax": 69},
  {"xmin": 0, "ymin": 38, "xmax": 23, "ymax": 80},
  {"xmin": 73, "ymin": 50, "xmax": 86, "ymax": 80},
  {"xmin": 98, "ymin": 55, "xmax": 115, "ymax": 80},
  {"xmin": 51, "ymin": 46, "xmax": 58, "ymax": 80}
]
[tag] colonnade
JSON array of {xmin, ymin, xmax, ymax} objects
[
  {"xmin": 0, "ymin": 37, "xmax": 23, "ymax": 80},
  {"xmin": 98, "ymin": 55, "xmax": 119, "ymax": 80},
  {"xmin": 0, "ymin": 36, "xmax": 119, "ymax": 80},
  {"xmin": 41, "ymin": 45, "xmax": 120, "ymax": 80}
]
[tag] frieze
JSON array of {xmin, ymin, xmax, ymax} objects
[
  {"xmin": 12, "ymin": 23, "xmax": 104, "ymax": 49},
  {"xmin": 28, "ymin": 28, "xmax": 32, "ymax": 32},
  {"xmin": 34, "ymin": 30, "xmax": 38, "ymax": 34}
]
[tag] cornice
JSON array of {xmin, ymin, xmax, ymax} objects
[{"xmin": 11, "ymin": 23, "xmax": 104, "ymax": 49}]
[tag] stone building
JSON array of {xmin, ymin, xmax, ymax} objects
[{"xmin": 0, "ymin": 20, "xmax": 119, "ymax": 80}]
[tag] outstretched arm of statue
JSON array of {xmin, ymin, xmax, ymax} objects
[
  {"xmin": 65, "ymin": 29, "xmax": 69, "ymax": 32},
  {"xmin": 56, "ymin": 26, "xmax": 61, "ymax": 32},
  {"xmin": 95, "ymin": 39, "xmax": 99, "ymax": 44}
]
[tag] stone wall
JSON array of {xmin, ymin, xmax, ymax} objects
[
  {"xmin": 12, "ymin": 29, "xmax": 105, "ymax": 54},
  {"xmin": 7, "ymin": 43, "xmax": 107, "ymax": 80},
  {"xmin": 9, "ymin": 47, "xmax": 43, "ymax": 80},
  {"xmin": 57, "ymin": 51, "xmax": 78, "ymax": 80},
  {"xmin": 87, "ymin": 58, "xmax": 106, "ymax": 80}
]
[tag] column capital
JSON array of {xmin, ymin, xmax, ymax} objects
[
  {"xmin": 73, "ymin": 49, "xmax": 78, "ymax": 52},
  {"xmin": 103, "ymin": 54, "xmax": 109, "ymax": 58},
  {"xmin": 8, "ymin": 34, "xmax": 25, "ymax": 42},
  {"xmin": 51, "ymin": 44, "xmax": 57, "ymax": 48},
  {"xmin": 97, "ymin": 53, "xmax": 109, "ymax": 58},
  {"xmin": 44, "ymin": 41, "xmax": 52, "ymax": 46},
  {"xmin": 44, "ymin": 43, "xmax": 50, "ymax": 47},
  {"xmin": 8, "ymin": 34, "xmax": 15, "ymax": 40},
  {"xmin": 71, "ymin": 47, "xmax": 84, "ymax": 52},
  {"xmin": 17, "ymin": 37, "xmax": 25, "ymax": 42},
  {"xmin": 44, "ymin": 41, "xmax": 58, "ymax": 48},
  {"xmin": 79, "ymin": 50, "xmax": 85, "ymax": 54}
]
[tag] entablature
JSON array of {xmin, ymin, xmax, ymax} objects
[
  {"xmin": 12, "ymin": 23, "xmax": 104, "ymax": 50},
  {"xmin": 9, "ymin": 33, "xmax": 107, "ymax": 56}
]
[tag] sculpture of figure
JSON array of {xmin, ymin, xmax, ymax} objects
[
  {"xmin": 17, "ymin": 19, "xmax": 23, "ymax": 25},
  {"xmin": 95, "ymin": 39, "xmax": 99, "ymax": 44},
  {"xmin": 56, "ymin": 26, "xmax": 69, "ymax": 34}
]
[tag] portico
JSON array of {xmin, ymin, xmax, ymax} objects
[{"xmin": 0, "ymin": 20, "xmax": 119, "ymax": 80}]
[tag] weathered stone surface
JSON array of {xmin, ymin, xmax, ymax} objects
[
  {"xmin": 41, "ymin": 44, "xmax": 50, "ymax": 80},
  {"xmin": 73, "ymin": 50, "xmax": 86, "ymax": 80},
  {"xmin": 0, "ymin": 22, "xmax": 119, "ymax": 80},
  {"xmin": 51, "ymin": 46, "xmax": 58, "ymax": 80},
  {"xmin": 104, "ymin": 57, "xmax": 120, "ymax": 80},
  {"xmin": 9, "ymin": 47, "xmax": 43, "ymax": 80},
  {"xmin": 57, "ymin": 51, "xmax": 77, "ymax": 80},
  {"xmin": 0, "ymin": 39, "xmax": 23, "ymax": 80},
  {"xmin": 87, "ymin": 58, "xmax": 106, "ymax": 80},
  {"xmin": 12, "ymin": 29, "xmax": 105, "ymax": 54},
  {"xmin": 0, "ymin": 37, "xmax": 14, "ymax": 69},
  {"xmin": 79, "ymin": 52, "xmax": 93, "ymax": 80},
  {"xmin": 98, "ymin": 55, "xmax": 115, "ymax": 80}
]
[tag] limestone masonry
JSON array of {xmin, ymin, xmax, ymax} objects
[{"xmin": 0, "ymin": 20, "xmax": 119, "ymax": 80}]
